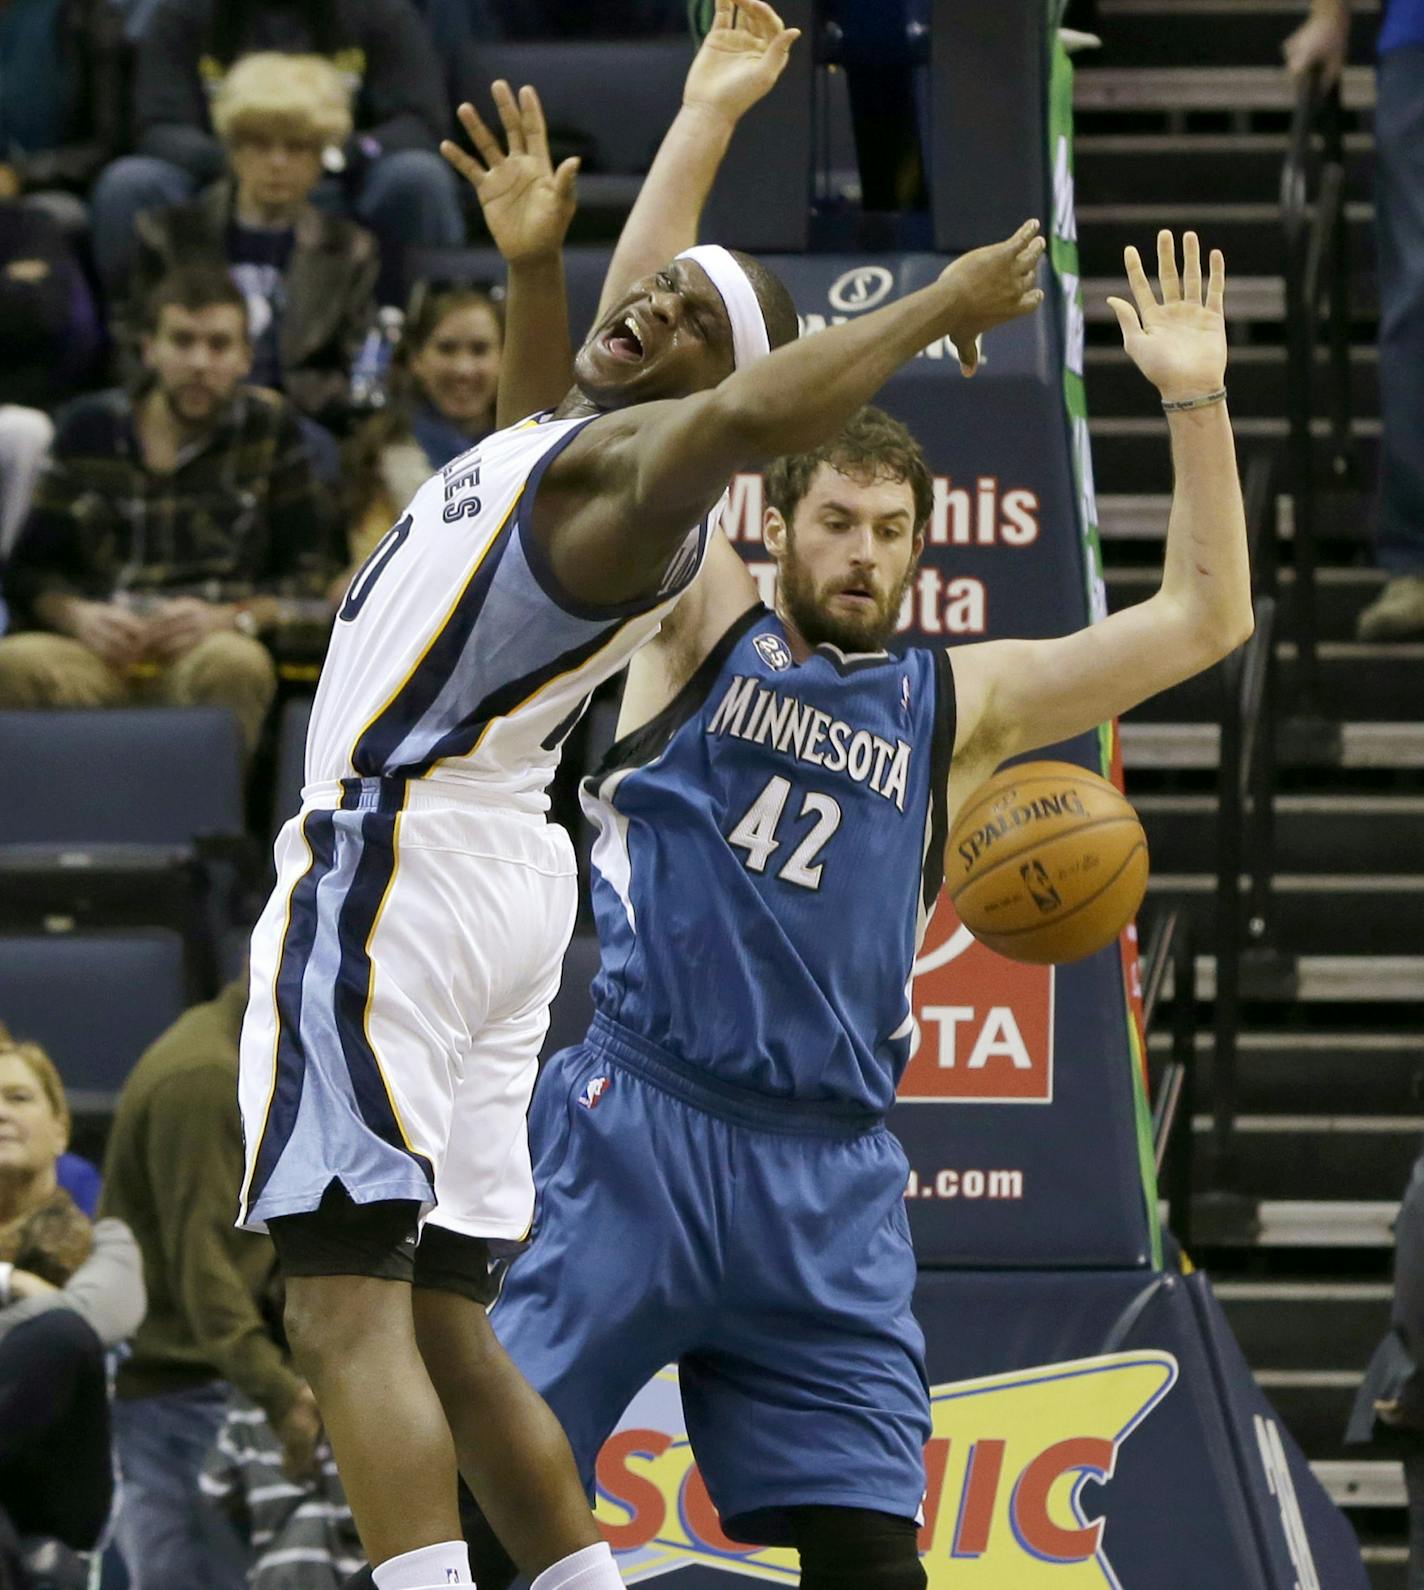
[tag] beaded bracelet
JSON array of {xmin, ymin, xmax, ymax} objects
[{"xmin": 1161, "ymin": 386, "xmax": 1227, "ymax": 412}]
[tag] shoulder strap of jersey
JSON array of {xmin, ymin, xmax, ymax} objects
[
  {"xmin": 589, "ymin": 603, "xmax": 766, "ymax": 785},
  {"xmin": 921, "ymin": 648, "xmax": 957, "ymax": 913}
]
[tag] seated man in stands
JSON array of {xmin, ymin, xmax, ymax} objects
[
  {"xmin": 120, "ymin": 53, "xmax": 379, "ymax": 435},
  {"xmin": 0, "ymin": 265, "xmax": 339, "ymax": 752},
  {"xmin": 100, "ymin": 977, "xmax": 323, "ymax": 1590},
  {"xmin": 0, "ymin": 1033, "xmax": 146, "ymax": 1588},
  {"xmin": 91, "ymin": 0, "xmax": 463, "ymax": 303}
]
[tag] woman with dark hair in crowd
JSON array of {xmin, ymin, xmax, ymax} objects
[
  {"xmin": 343, "ymin": 285, "xmax": 502, "ymax": 563},
  {"xmin": 0, "ymin": 1036, "xmax": 145, "ymax": 1586}
]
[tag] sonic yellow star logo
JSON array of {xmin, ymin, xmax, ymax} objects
[{"xmin": 595, "ymin": 1353, "xmax": 1177, "ymax": 1584}]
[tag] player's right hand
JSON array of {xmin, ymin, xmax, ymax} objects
[
  {"xmin": 683, "ymin": 0, "xmax": 801, "ymax": 126},
  {"xmin": 937, "ymin": 219, "xmax": 1046, "ymax": 375},
  {"xmin": 63, "ymin": 599, "xmax": 149, "ymax": 668},
  {"xmin": 441, "ymin": 81, "xmax": 579, "ymax": 265}
]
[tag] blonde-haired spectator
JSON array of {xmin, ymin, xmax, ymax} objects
[
  {"xmin": 120, "ymin": 52, "xmax": 379, "ymax": 433},
  {"xmin": 0, "ymin": 1032, "xmax": 145, "ymax": 1575}
]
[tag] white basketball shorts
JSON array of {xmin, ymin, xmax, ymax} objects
[{"xmin": 237, "ymin": 775, "xmax": 578, "ymax": 1240}]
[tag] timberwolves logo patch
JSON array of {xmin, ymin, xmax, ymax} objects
[
  {"xmin": 754, "ymin": 632, "xmax": 792, "ymax": 671},
  {"xmin": 579, "ymin": 1074, "xmax": 611, "ymax": 1109}
]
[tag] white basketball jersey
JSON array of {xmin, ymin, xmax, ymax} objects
[{"xmin": 305, "ymin": 412, "xmax": 718, "ymax": 803}]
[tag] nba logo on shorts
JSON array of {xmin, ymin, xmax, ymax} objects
[
  {"xmin": 579, "ymin": 1074, "xmax": 611, "ymax": 1109},
  {"xmin": 754, "ymin": 632, "xmax": 792, "ymax": 671}
]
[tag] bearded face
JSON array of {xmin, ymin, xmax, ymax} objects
[{"xmin": 772, "ymin": 463, "xmax": 923, "ymax": 652}]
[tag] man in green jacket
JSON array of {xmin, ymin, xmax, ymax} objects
[{"xmin": 100, "ymin": 979, "xmax": 323, "ymax": 1590}]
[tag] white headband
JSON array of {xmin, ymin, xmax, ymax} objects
[{"xmin": 676, "ymin": 244, "xmax": 771, "ymax": 371}]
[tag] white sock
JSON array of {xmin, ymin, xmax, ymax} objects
[
  {"xmin": 531, "ymin": 1542, "xmax": 623, "ymax": 1590},
  {"xmin": 372, "ymin": 1541, "xmax": 474, "ymax": 1590}
]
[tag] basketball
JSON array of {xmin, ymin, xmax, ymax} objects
[{"xmin": 945, "ymin": 761, "xmax": 1149, "ymax": 965}]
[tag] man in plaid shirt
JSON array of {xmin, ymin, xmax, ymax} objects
[{"xmin": 0, "ymin": 264, "xmax": 338, "ymax": 750}]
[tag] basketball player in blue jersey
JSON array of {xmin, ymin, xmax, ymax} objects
[
  {"xmin": 437, "ymin": 22, "xmax": 1253, "ymax": 1586},
  {"xmin": 235, "ymin": 6, "xmax": 1048, "ymax": 1590}
]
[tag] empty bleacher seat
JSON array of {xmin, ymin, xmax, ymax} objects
[
  {"xmin": 271, "ymin": 696, "xmax": 314, "ymax": 836},
  {"xmin": 0, "ymin": 708, "xmax": 248, "ymax": 989},
  {"xmin": 0, "ymin": 930, "xmax": 186, "ymax": 1112}
]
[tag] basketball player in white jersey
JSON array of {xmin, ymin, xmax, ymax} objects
[{"xmin": 235, "ymin": 7, "xmax": 1044, "ymax": 1590}]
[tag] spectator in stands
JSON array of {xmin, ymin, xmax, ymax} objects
[
  {"xmin": 0, "ymin": 265, "xmax": 338, "ymax": 753},
  {"xmin": 0, "ymin": 0, "xmax": 128, "ymax": 236},
  {"xmin": 91, "ymin": 0, "xmax": 463, "ymax": 302},
  {"xmin": 121, "ymin": 53, "xmax": 378, "ymax": 434},
  {"xmin": 0, "ymin": 202, "xmax": 102, "ymax": 414},
  {"xmin": 0, "ymin": 409, "xmax": 53, "ymax": 567},
  {"xmin": 202, "ymin": 1391, "xmax": 361, "ymax": 1590},
  {"xmin": 0, "ymin": 1036, "xmax": 146, "ymax": 1583},
  {"xmin": 344, "ymin": 284, "xmax": 500, "ymax": 562},
  {"xmin": 99, "ymin": 977, "xmax": 323, "ymax": 1590},
  {"xmin": 1286, "ymin": 0, "xmax": 1424, "ymax": 637}
]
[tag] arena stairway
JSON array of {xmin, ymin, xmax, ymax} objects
[{"xmin": 1075, "ymin": 4, "xmax": 1420, "ymax": 1583}]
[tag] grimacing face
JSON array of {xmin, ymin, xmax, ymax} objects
[
  {"xmin": 410, "ymin": 302, "xmax": 502, "ymax": 429},
  {"xmin": 0, "ymin": 1053, "xmax": 67, "ymax": 1182},
  {"xmin": 142, "ymin": 303, "xmax": 252, "ymax": 426},
  {"xmin": 767, "ymin": 463, "xmax": 923, "ymax": 652},
  {"xmin": 573, "ymin": 258, "xmax": 736, "ymax": 408}
]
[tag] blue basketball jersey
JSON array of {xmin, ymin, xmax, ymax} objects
[{"xmin": 580, "ymin": 606, "xmax": 955, "ymax": 1113}]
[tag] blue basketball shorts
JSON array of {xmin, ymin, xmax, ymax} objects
[{"xmin": 491, "ymin": 1013, "xmax": 931, "ymax": 1545}]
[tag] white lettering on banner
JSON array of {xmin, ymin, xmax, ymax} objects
[
  {"xmin": 909, "ymin": 569, "xmax": 987, "ymax": 636},
  {"xmin": 745, "ymin": 561, "xmax": 778, "ymax": 606},
  {"xmin": 1254, "ymin": 1416, "xmax": 1323, "ymax": 1590},
  {"xmin": 1053, "ymin": 133, "xmax": 1078, "ymax": 244},
  {"xmin": 1061, "ymin": 270, "xmax": 1085, "ymax": 378},
  {"xmin": 904, "ymin": 1166, "xmax": 1026, "ymax": 1201},
  {"xmin": 921, "ymin": 1004, "xmax": 1032, "ymax": 1070},
  {"xmin": 928, "ymin": 478, "xmax": 1041, "ymax": 548},
  {"xmin": 797, "ymin": 312, "xmax": 952, "ymax": 361}
]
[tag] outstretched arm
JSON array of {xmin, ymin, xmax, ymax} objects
[
  {"xmin": 596, "ymin": 0, "xmax": 800, "ymax": 320},
  {"xmin": 537, "ymin": 222, "xmax": 1046, "ymax": 605},
  {"xmin": 948, "ymin": 231, "xmax": 1251, "ymax": 785},
  {"xmin": 441, "ymin": 82, "xmax": 579, "ymax": 428}
]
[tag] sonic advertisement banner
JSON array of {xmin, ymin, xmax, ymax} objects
[{"xmin": 582, "ymin": 1271, "xmax": 1366, "ymax": 1588}]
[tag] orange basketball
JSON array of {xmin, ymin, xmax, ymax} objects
[{"xmin": 945, "ymin": 760, "xmax": 1149, "ymax": 965}]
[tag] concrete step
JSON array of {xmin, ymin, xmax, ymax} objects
[
  {"xmin": 1077, "ymin": 131, "xmax": 1374, "ymax": 209},
  {"xmin": 1078, "ymin": 199, "xmax": 1374, "ymax": 279},
  {"xmin": 1086, "ymin": 342, "xmax": 1379, "ymax": 422},
  {"xmin": 1150, "ymin": 872, "xmax": 1424, "ymax": 955},
  {"xmin": 1123, "ymin": 720, "xmax": 1424, "ymax": 770},
  {"xmin": 1215, "ymin": 1280, "xmax": 1392, "ymax": 1371},
  {"xmin": 1151, "ymin": 1031, "xmax": 1424, "ymax": 1115},
  {"xmin": 1084, "ymin": 273, "xmax": 1378, "ymax": 325},
  {"xmin": 1134, "ymin": 791, "xmax": 1424, "ymax": 872},
  {"xmin": 1092, "ymin": 413, "xmax": 1379, "ymax": 494},
  {"xmin": 1098, "ymin": 491, "xmax": 1374, "ymax": 564},
  {"xmin": 1191, "ymin": 1114, "xmax": 1422, "ymax": 1200},
  {"xmin": 1126, "ymin": 641, "xmax": 1423, "ymax": 724},
  {"xmin": 1089, "ymin": 0, "xmax": 1380, "ymax": 69},
  {"xmin": 1108, "ymin": 565, "xmax": 1386, "ymax": 642},
  {"xmin": 1160, "ymin": 955, "xmax": 1424, "ymax": 1004},
  {"xmin": 1073, "ymin": 64, "xmax": 1376, "ymax": 115},
  {"xmin": 1201, "ymin": 1198, "xmax": 1399, "ymax": 1248}
]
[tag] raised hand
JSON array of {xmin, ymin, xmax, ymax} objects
[
  {"xmin": 1108, "ymin": 231, "xmax": 1227, "ymax": 402},
  {"xmin": 937, "ymin": 219, "xmax": 1046, "ymax": 374},
  {"xmin": 683, "ymin": 0, "xmax": 801, "ymax": 125},
  {"xmin": 441, "ymin": 81, "xmax": 579, "ymax": 264}
]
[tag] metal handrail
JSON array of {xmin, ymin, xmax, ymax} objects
[
  {"xmin": 1142, "ymin": 909, "xmax": 1197, "ymax": 1252},
  {"xmin": 1279, "ymin": 68, "xmax": 1356, "ymax": 706},
  {"xmin": 1207, "ymin": 448, "xmax": 1282, "ymax": 1183}
]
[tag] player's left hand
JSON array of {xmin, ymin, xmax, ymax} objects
[
  {"xmin": 1108, "ymin": 231, "xmax": 1228, "ymax": 403},
  {"xmin": 683, "ymin": 0, "xmax": 801, "ymax": 126},
  {"xmin": 441, "ymin": 81, "xmax": 579, "ymax": 265}
]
